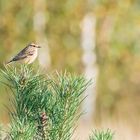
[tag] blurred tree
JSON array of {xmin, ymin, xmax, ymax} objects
[
  {"xmin": 33, "ymin": 0, "xmax": 51, "ymax": 70},
  {"xmin": 95, "ymin": 0, "xmax": 140, "ymax": 126}
]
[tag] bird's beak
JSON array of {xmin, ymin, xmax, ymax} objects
[{"xmin": 36, "ymin": 45, "xmax": 41, "ymax": 48}]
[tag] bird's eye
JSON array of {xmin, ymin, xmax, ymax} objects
[{"xmin": 30, "ymin": 44, "xmax": 36, "ymax": 47}]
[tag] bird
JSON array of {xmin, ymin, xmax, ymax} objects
[{"xmin": 6, "ymin": 43, "xmax": 41, "ymax": 65}]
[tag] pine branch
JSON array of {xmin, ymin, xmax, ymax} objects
[
  {"xmin": 89, "ymin": 129, "xmax": 114, "ymax": 140},
  {"xmin": 1, "ymin": 65, "xmax": 90, "ymax": 140}
]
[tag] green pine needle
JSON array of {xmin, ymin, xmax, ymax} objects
[
  {"xmin": 1, "ymin": 65, "xmax": 91, "ymax": 140},
  {"xmin": 89, "ymin": 129, "xmax": 114, "ymax": 140}
]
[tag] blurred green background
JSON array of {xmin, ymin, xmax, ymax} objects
[{"xmin": 0, "ymin": 0, "xmax": 140, "ymax": 139}]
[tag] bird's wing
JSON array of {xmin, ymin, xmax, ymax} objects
[
  {"xmin": 11, "ymin": 47, "xmax": 29, "ymax": 61},
  {"xmin": 6, "ymin": 54, "xmax": 27, "ymax": 64},
  {"xmin": 12, "ymin": 47, "xmax": 35, "ymax": 61}
]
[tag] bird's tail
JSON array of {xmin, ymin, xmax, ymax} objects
[{"xmin": 6, "ymin": 60, "xmax": 13, "ymax": 65}]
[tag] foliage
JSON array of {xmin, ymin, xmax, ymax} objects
[
  {"xmin": 1, "ymin": 65, "xmax": 90, "ymax": 140},
  {"xmin": 0, "ymin": 0, "xmax": 140, "ymax": 135},
  {"xmin": 89, "ymin": 129, "xmax": 114, "ymax": 140}
]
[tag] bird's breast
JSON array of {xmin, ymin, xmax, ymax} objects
[{"xmin": 20, "ymin": 49, "xmax": 38, "ymax": 64}]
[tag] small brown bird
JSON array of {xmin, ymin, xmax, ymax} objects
[{"xmin": 7, "ymin": 43, "xmax": 41, "ymax": 65}]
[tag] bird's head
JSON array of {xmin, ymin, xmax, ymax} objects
[{"xmin": 30, "ymin": 43, "xmax": 41, "ymax": 48}]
